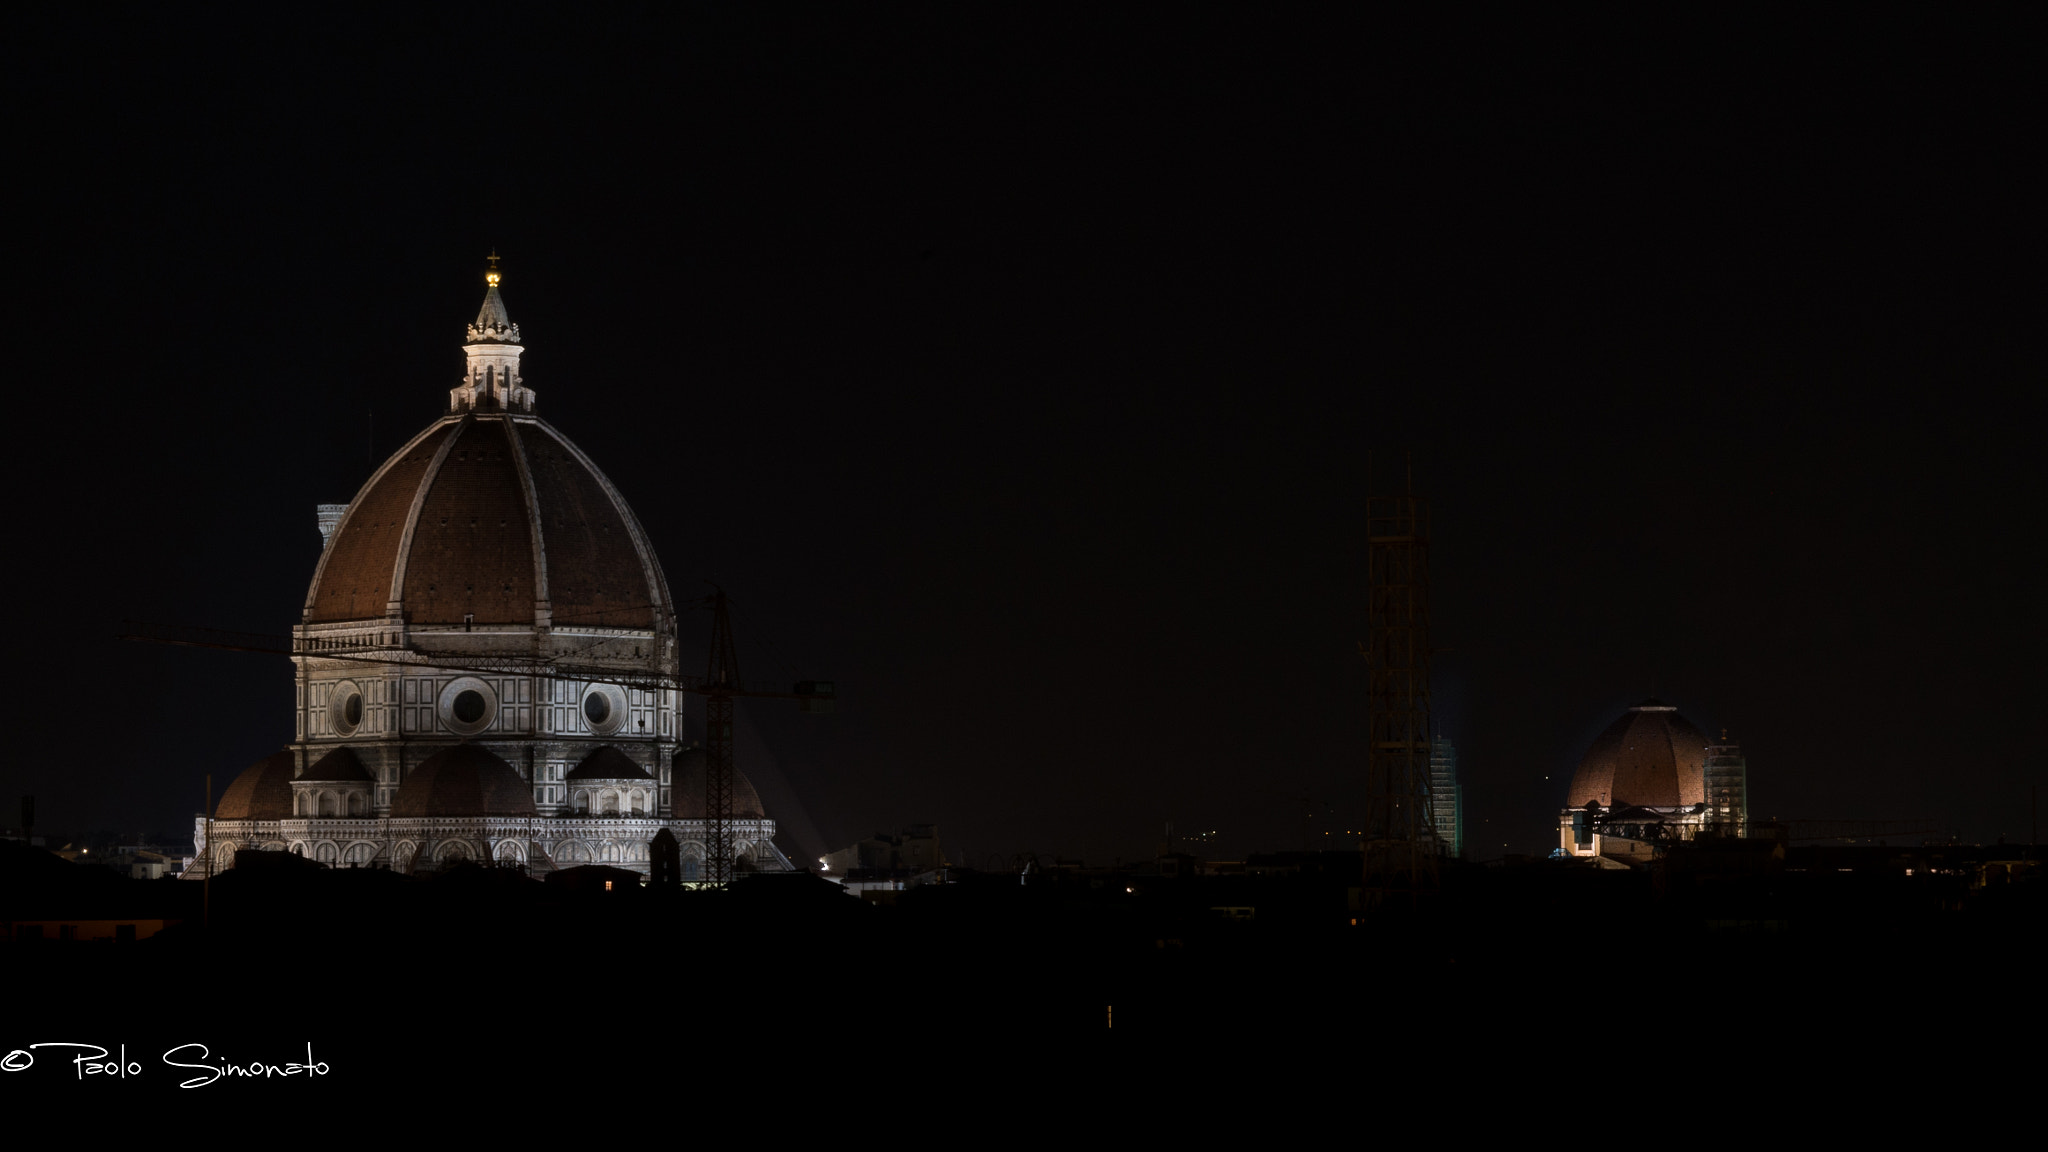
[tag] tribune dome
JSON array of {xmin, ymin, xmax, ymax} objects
[
  {"xmin": 304, "ymin": 264, "xmax": 671, "ymax": 633},
  {"xmin": 1566, "ymin": 698, "xmax": 1709, "ymax": 810},
  {"xmin": 389, "ymin": 744, "xmax": 538, "ymax": 818},
  {"xmin": 671, "ymin": 746, "xmax": 766, "ymax": 819},
  {"xmin": 216, "ymin": 750, "xmax": 297, "ymax": 820}
]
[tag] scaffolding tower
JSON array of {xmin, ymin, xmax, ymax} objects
[
  {"xmin": 1362, "ymin": 471, "xmax": 1440, "ymax": 903},
  {"xmin": 1704, "ymin": 734, "xmax": 1747, "ymax": 838}
]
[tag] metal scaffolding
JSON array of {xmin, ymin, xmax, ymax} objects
[
  {"xmin": 1361, "ymin": 468, "xmax": 1440, "ymax": 903},
  {"xmin": 702, "ymin": 588, "xmax": 741, "ymax": 886}
]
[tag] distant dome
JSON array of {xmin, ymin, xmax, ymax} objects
[
  {"xmin": 670, "ymin": 747, "xmax": 766, "ymax": 819},
  {"xmin": 1567, "ymin": 698, "xmax": 1708, "ymax": 809},
  {"xmin": 216, "ymin": 750, "xmax": 296, "ymax": 820},
  {"xmin": 391, "ymin": 744, "xmax": 537, "ymax": 818}
]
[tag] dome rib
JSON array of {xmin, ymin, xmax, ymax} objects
[
  {"xmin": 402, "ymin": 416, "xmax": 539, "ymax": 626},
  {"xmin": 382, "ymin": 414, "xmax": 465, "ymax": 617},
  {"xmin": 500, "ymin": 413, "xmax": 553, "ymax": 627},
  {"xmin": 516, "ymin": 422, "xmax": 665, "ymax": 629},
  {"xmin": 305, "ymin": 422, "xmax": 458, "ymax": 623}
]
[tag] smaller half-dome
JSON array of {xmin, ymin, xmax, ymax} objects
[
  {"xmin": 392, "ymin": 744, "xmax": 537, "ymax": 818},
  {"xmin": 299, "ymin": 746, "xmax": 373, "ymax": 782},
  {"xmin": 566, "ymin": 746, "xmax": 653, "ymax": 781},
  {"xmin": 671, "ymin": 746, "xmax": 766, "ymax": 819},
  {"xmin": 216, "ymin": 750, "xmax": 297, "ymax": 820}
]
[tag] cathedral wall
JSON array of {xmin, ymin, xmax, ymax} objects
[
  {"xmin": 294, "ymin": 649, "xmax": 682, "ymax": 814},
  {"xmin": 190, "ymin": 815, "xmax": 780, "ymax": 879}
]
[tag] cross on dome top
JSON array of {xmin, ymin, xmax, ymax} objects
[{"xmin": 467, "ymin": 251, "xmax": 521, "ymax": 345}]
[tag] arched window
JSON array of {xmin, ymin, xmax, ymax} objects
[{"xmin": 318, "ymin": 792, "xmax": 338, "ymax": 817}]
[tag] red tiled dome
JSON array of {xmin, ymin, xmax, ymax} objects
[
  {"xmin": 305, "ymin": 274, "xmax": 672, "ymax": 636},
  {"xmin": 391, "ymin": 744, "xmax": 538, "ymax": 818},
  {"xmin": 215, "ymin": 750, "xmax": 297, "ymax": 820},
  {"xmin": 670, "ymin": 747, "xmax": 766, "ymax": 819},
  {"xmin": 306, "ymin": 412, "xmax": 669, "ymax": 629},
  {"xmin": 1566, "ymin": 699, "xmax": 1708, "ymax": 810}
]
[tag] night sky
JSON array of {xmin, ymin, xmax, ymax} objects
[{"xmin": 8, "ymin": 9, "xmax": 2038, "ymax": 865}]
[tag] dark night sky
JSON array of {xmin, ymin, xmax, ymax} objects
[{"xmin": 6, "ymin": 8, "xmax": 2038, "ymax": 864}]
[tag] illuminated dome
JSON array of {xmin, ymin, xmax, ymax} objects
[
  {"xmin": 303, "ymin": 276, "xmax": 670, "ymax": 632},
  {"xmin": 388, "ymin": 744, "xmax": 538, "ymax": 819},
  {"xmin": 671, "ymin": 747, "xmax": 766, "ymax": 819},
  {"xmin": 566, "ymin": 746, "xmax": 653, "ymax": 781},
  {"xmin": 299, "ymin": 746, "xmax": 372, "ymax": 782},
  {"xmin": 1566, "ymin": 698, "xmax": 1708, "ymax": 809},
  {"xmin": 215, "ymin": 750, "xmax": 296, "ymax": 820}
]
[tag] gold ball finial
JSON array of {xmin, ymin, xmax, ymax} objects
[{"xmin": 485, "ymin": 250, "xmax": 502, "ymax": 287}]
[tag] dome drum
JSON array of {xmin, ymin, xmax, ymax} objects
[{"xmin": 437, "ymin": 677, "xmax": 501, "ymax": 737}]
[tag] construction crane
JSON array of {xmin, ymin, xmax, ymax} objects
[
  {"xmin": 121, "ymin": 588, "xmax": 831, "ymax": 888},
  {"xmin": 1360, "ymin": 456, "xmax": 1440, "ymax": 905},
  {"xmin": 693, "ymin": 587, "xmax": 834, "ymax": 884}
]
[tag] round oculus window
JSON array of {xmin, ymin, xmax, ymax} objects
[
  {"xmin": 436, "ymin": 677, "xmax": 500, "ymax": 735},
  {"xmin": 580, "ymin": 684, "xmax": 628, "ymax": 736},
  {"xmin": 328, "ymin": 681, "xmax": 365, "ymax": 736}
]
